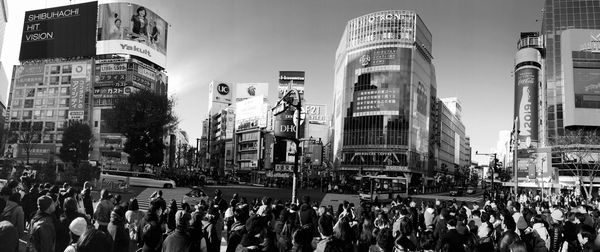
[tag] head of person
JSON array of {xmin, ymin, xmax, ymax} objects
[
  {"xmin": 129, "ymin": 198, "xmax": 139, "ymax": 211},
  {"xmin": 578, "ymin": 225, "xmax": 595, "ymax": 246},
  {"xmin": 169, "ymin": 199, "xmax": 177, "ymax": 211},
  {"xmin": 376, "ymin": 228, "xmax": 394, "ymax": 252},
  {"xmin": 478, "ymin": 222, "xmax": 493, "ymax": 238},
  {"xmin": 446, "ymin": 217, "xmax": 457, "ymax": 229},
  {"xmin": 114, "ymin": 18, "xmax": 121, "ymax": 27},
  {"xmin": 0, "ymin": 186, "xmax": 11, "ymax": 199},
  {"xmin": 148, "ymin": 198, "xmax": 163, "ymax": 217},
  {"xmin": 63, "ymin": 197, "xmax": 78, "ymax": 214},
  {"xmin": 214, "ymin": 189, "xmax": 222, "ymax": 198},
  {"xmin": 136, "ymin": 7, "xmax": 146, "ymax": 17},
  {"xmin": 100, "ymin": 189, "xmax": 111, "ymax": 201},
  {"xmin": 175, "ymin": 210, "xmax": 191, "ymax": 231},
  {"xmin": 69, "ymin": 217, "xmax": 88, "ymax": 243},
  {"xmin": 37, "ymin": 195, "xmax": 55, "ymax": 214},
  {"xmin": 76, "ymin": 229, "xmax": 113, "ymax": 252},
  {"xmin": 83, "ymin": 181, "xmax": 91, "ymax": 190}
]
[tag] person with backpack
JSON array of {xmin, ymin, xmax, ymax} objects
[
  {"xmin": 29, "ymin": 195, "xmax": 57, "ymax": 252},
  {"xmin": 125, "ymin": 198, "xmax": 145, "ymax": 251}
]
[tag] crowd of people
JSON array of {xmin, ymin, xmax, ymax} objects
[{"xmin": 2, "ymin": 179, "xmax": 600, "ymax": 252}]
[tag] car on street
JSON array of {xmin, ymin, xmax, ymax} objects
[
  {"xmin": 449, "ymin": 187, "xmax": 464, "ymax": 196},
  {"xmin": 182, "ymin": 187, "xmax": 209, "ymax": 206},
  {"xmin": 100, "ymin": 170, "xmax": 176, "ymax": 188}
]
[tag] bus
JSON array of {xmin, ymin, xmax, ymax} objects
[
  {"xmin": 358, "ymin": 175, "xmax": 408, "ymax": 202},
  {"xmin": 100, "ymin": 170, "xmax": 176, "ymax": 188}
]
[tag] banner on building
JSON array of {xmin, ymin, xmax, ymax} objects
[
  {"xmin": 20, "ymin": 2, "xmax": 98, "ymax": 60},
  {"xmin": 96, "ymin": 2, "xmax": 169, "ymax": 67},
  {"xmin": 514, "ymin": 67, "xmax": 539, "ymax": 148},
  {"xmin": 278, "ymin": 71, "xmax": 304, "ymax": 99},
  {"xmin": 236, "ymin": 83, "xmax": 269, "ymax": 102}
]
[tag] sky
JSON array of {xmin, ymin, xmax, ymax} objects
[{"xmin": 2, "ymin": 0, "xmax": 545, "ymax": 165}]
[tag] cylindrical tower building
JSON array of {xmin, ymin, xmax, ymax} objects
[{"xmin": 333, "ymin": 10, "xmax": 436, "ymax": 181}]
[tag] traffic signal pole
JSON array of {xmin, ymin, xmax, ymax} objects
[{"xmin": 292, "ymin": 98, "xmax": 302, "ymax": 205}]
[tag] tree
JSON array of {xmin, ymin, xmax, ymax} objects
[
  {"xmin": 18, "ymin": 122, "xmax": 42, "ymax": 165},
  {"xmin": 555, "ymin": 129, "xmax": 600, "ymax": 200},
  {"xmin": 108, "ymin": 89, "xmax": 178, "ymax": 170},
  {"xmin": 59, "ymin": 121, "xmax": 93, "ymax": 168}
]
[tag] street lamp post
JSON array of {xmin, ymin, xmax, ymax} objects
[{"xmin": 195, "ymin": 138, "xmax": 200, "ymax": 168}]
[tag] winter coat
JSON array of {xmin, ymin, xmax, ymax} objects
[
  {"xmin": 161, "ymin": 229, "xmax": 191, "ymax": 252},
  {"xmin": 81, "ymin": 188, "xmax": 94, "ymax": 217},
  {"xmin": 94, "ymin": 199, "xmax": 114, "ymax": 226},
  {"xmin": 227, "ymin": 221, "xmax": 247, "ymax": 252},
  {"xmin": 497, "ymin": 230, "xmax": 520, "ymax": 252},
  {"xmin": 0, "ymin": 220, "xmax": 18, "ymax": 252},
  {"xmin": 141, "ymin": 214, "xmax": 163, "ymax": 252},
  {"xmin": 533, "ymin": 223, "xmax": 551, "ymax": 251},
  {"xmin": 2, "ymin": 200, "xmax": 24, "ymax": 238},
  {"xmin": 30, "ymin": 211, "xmax": 56, "ymax": 252},
  {"xmin": 107, "ymin": 211, "xmax": 130, "ymax": 252}
]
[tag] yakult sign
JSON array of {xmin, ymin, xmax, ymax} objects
[{"xmin": 514, "ymin": 68, "xmax": 539, "ymax": 148}]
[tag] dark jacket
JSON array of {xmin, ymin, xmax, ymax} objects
[
  {"xmin": 81, "ymin": 188, "xmax": 94, "ymax": 217},
  {"xmin": 0, "ymin": 220, "xmax": 18, "ymax": 252},
  {"xmin": 141, "ymin": 214, "xmax": 163, "ymax": 252},
  {"xmin": 227, "ymin": 221, "xmax": 247, "ymax": 252},
  {"xmin": 439, "ymin": 228, "xmax": 466, "ymax": 252},
  {"xmin": 21, "ymin": 192, "xmax": 38, "ymax": 222},
  {"xmin": 2, "ymin": 200, "xmax": 24, "ymax": 238},
  {"xmin": 202, "ymin": 220, "xmax": 220, "ymax": 252},
  {"xmin": 550, "ymin": 222, "xmax": 564, "ymax": 252},
  {"xmin": 162, "ymin": 229, "xmax": 191, "ymax": 252},
  {"xmin": 108, "ymin": 212, "xmax": 130, "ymax": 252},
  {"xmin": 522, "ymin": 230, "xmax": 549, "ymax": 252},
  {"xmin": 30, "ymin": 211, "xmax": 56, "ymax": 252},
  {"xmin": 497, "ymin": 230, "xmax": 520, "ymax": 252},
  {"xmin": 57, "ymin": 211, "xmax": 87, "ymax": 252}
]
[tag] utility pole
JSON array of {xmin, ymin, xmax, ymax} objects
[
  {"xmin": 195, "ymin": 138, "xmax": 200, "ymax": 168},
  {"xmin": 475, "ymin": 151, "xmax": 497, "ymax": 189},
  {"xmin": 512, "ymin": 117, "xmax": 519, "ymax": 195}
]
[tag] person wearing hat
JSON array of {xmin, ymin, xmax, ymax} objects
[
  {"xmin": 29, "ymin": 195, "xmax": 56, "ymax": 252},
  {"xmin": 549, "ymin": 209, "xmax": 565, "ymax": 252},
  {"xmin": 64, "ymin": 217, "xmax": 88, "ymax": 252},
  {"xmin": 162, "ymin": 210, "xmax": 192, "ymax": 252}
]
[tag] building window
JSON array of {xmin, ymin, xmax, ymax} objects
[
  {"xmin": 58, "ymin": 110, "xmax": 67, "ymax": 118},
  {"xmin": 13, "ymin": 89, "xmax": 23, "ymax": 97},
  {"xmin": 56, "ymin": 133, "xmax": 63, "ymax": 142},
  {"xmin": 49, "ymin": 76, "xmax": 59, "ymax": 85},
  {"xmin": 47, "ymin": 87, "xmax": 57, "ymax": 95},
  {"xmin": 46, "ymin": 110, "xmax": 54, "ymax": 117},
  {"xmin": 60, "ymin": 87, "xmax": 70, "ymax": 95},
  {"xmin": 45, "ymin": 122, "xmax": 55, "ymax": 131},
  {"xmin": 10, "ymin": 111, "xmax": 19, "ymax": 119},
  {"xmin": 26, "ymin": 88, "xmax": 35, "ymax": 97},
  {"xmin": 46, "ymin": 98, "xmax": 55, "ymax": 106},
  {"xmin": 24, "ymin": 99, "xmax": 34, "ymax": 108},
  {"xmin": 36, "ymin": 88, "xmax": 45, "ymax": 97},
  {"xmin": 35, "ymin": 99, "xmax": 42, "ymax": 106},
  {"xmin": 57, "ymin": 121, "xmax": 65, "ymax": 130},
  {"xmin": 50, "ymin": 65, "xmax": 60, "ymax": 74},
  {"xmin": 11, "ymin": 99, "xmax": 22, "ymax": 108},
  {"xmin": 59, "ymin": 98, "xmax": 69, "ymax": 106},
  {"xmin": 43, "ymin": 133, "xmax": 54, "ymax": 143},
  {"xmin": 34, "ymin": 110, "xmax": 42, "ymax": 119},
  {"xmin": 23, "ymin": 111, "xmax": 32, "ymax": 119},
  {"xmin": 62, "ymin": 65, "xmax": 72, "ymax": 73},
  {"xmin": 61, "ymin": 76, "xmax": 71, "ymax": 85}
]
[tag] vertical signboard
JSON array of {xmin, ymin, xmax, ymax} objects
[
  {"xmin": 514, "ymin": 67, "xmax": 539, "ymax": 148},
  {"xmin": 20, "ymin": 2, "xmax": 98, "ymax": 60},
  {"xmin": 68, "ymin": 61, "xmax": 91, "ymax": 120},
  {"xmin": 97, "ymin": 3, "xmax": 168, "ymax": 68},
  {"xmin": 235, "ymin": 95, "xmax": 267, "ymax": 131},
  {"xmin": 208, "ymin": 81, "xmax": 233, "ymax": 115}
]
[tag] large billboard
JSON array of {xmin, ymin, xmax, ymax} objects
[
  {"xmin": 68, "ymin": 61, "xmax": 92, "ymax": 120},
  {"xmin": 278, "ymin": 71, "xmax": 304, "ymax": 99},
  {"xmin": 514, "ymin": 67, "xmax": 539, "ymax": 148},
  {"xmin": 97, "ymin": 3, "xmax": 168, "ymax": 67},
  {"xmin": 305, "ymin": 104, "xmax": 327, "ymax": 125},
  {"xmin": 235, "ymin": 95, "xmax": 267, "ymax": 131},
  {"xmin": 574, "ymin": 68, "xmax": 600, "ymax": 108},
  {"xmin": 236, "ymin": 83, "xmax": 269, "ymax": 102},
  {"xmin": 20, "ymin": 2, "xmax": 98, "ymax": 61}
]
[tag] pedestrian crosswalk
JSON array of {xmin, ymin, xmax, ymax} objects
[
  {"xmin": 411, "ymin": 194, "xmax": 482, "ymax": 203},
  {"xmin": 134, "ymin": 187, "xmax": 190, "ymax": 211}
]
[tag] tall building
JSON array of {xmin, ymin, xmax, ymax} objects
[
  {"xmin": 333, "ymin": 10, "xmax": 436, "ymax": 181},
  {"xmin": 7, "ymin": 2, "xmax": 170, "ymax": 168},
  {"xmin": 541, "ymin": 0, "xmax": 600, "ymax": 143},
  {"xmin": 434, "ymin": 98, "xmax": 470, "ymax": 175}
]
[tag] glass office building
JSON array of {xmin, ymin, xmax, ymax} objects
[
  {"xmin": 333, "ymin": 10, "xmax": 436, "ymax": 177},
  {"xmin": 541, "ymin": 0, "xmax": 600, "ymax": 144}
]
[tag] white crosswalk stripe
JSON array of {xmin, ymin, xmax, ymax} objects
[
  {"xmin": 411, "ymin": 194, "xmax": 482, "ymax": 203},
  {"xmin": 134, "ymin": 187, "xmax": 190, "ymax": 211}
]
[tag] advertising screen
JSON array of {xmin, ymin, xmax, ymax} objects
[
  {"xmin": 20, "ymin": 2, "xmax": 98, "ymax": 61},
  {"xmin": 278, "ymin": 71, "xmax": 304, "ymax": 99},
  {"xmin": 97, "ymin": 3, "xmax": 168, "ymax": 67},
  {"xmin": 236, "ymin": 83, "xmax": 269, "ymax": 102},
  {"xmin": 235, "ymin": 96, "xmax": 267, "ymax": 131},
  {"xmin": 514, "ymin": 67, "xmax": 539, "ymax": 147},
  {"xmin": 305, "ymin": 104, "xmax": 327, "ymax": 125},
  {"xmin": 14, "ymin": 64, "xmax": 45, "ymax": 86},
  {"xmin": 574, "ymin": 67, "xmax": 600, "ymax": 109},
  {"xmin": 68, "ymin": 61, "xmax": 92, "ymax": 120},
  {"xmin": 208, "ymin": 81, "xmax": 233, "ymax": 104},
  {"xmin": 273, "ymin": 106, "xmax": 304, "ymax": 139}
]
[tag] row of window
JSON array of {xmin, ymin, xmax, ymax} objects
[
  {"xmin": 9, "ymin": 121, "xmax": 67, "ymax": 132},
  {"xmin": 13, "ymin": 87, "xmax": 71, "ymax": 98},
  {"xmin": 10, "ymin": 109, "xmax": 69, "ymax": 120},
  {"xmin": 12, "ymin": 98, "xmax": 71, "ymax": 109},
  {"xmin": 8, "ymin": 133, "xmax": 63, "ymax": 144}
]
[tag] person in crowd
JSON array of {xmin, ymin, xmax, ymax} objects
[
  {"xmin": 162, "ymin": 210, "xmax": 192, "ymax": 251},
  {"xmin": 57, "ymin": 197, "xmax": 89, "ymax": 251},
  {"xmin": 29, "ymin": 195, "xmax": 57, "ymax": 252},
  {"xmin": 81, "ymin": 182, "xmax": 94, "ymax": 219},
  {"xmin": 64, "ymin": 217, "xmax": 88, "ymax": 252},
  {"xmin": 226, "ymin": 206, "xmax": 249, "ymax": 252},
  {"xmin": 21, "ymin": 186, "xmax": 39, "ymax": 224},
  {"xmin": 107, "ymin": 205, "xmax": 129, "ymax": 252},
  {"xmin": 125, "ymin": 198, "xmax": 145, "ymax": 251},
  {"xmin": 140, "ymin": 198, "xmax": 164, "ymax": 252},
  {"xmin": 0, "ymin": 198, "xmax": 18, "ymax": 252},
  {"xmin": 439, "ymin": 217, "xmax": 466, "ymax": 252},
  {"xmin": 0, "ymin": 186, "xmax": 24, "ymax": 239},
  {"xmin": 94, "ymin": 189, "xmax": 114, "ymax": 233},
  {"xmin": 166, "ymin": 199, "xmax": 178, "ymax": 232},
  {"xmin": 75, "ymin": 228, "xmax": 114, "ymax": 252}
]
